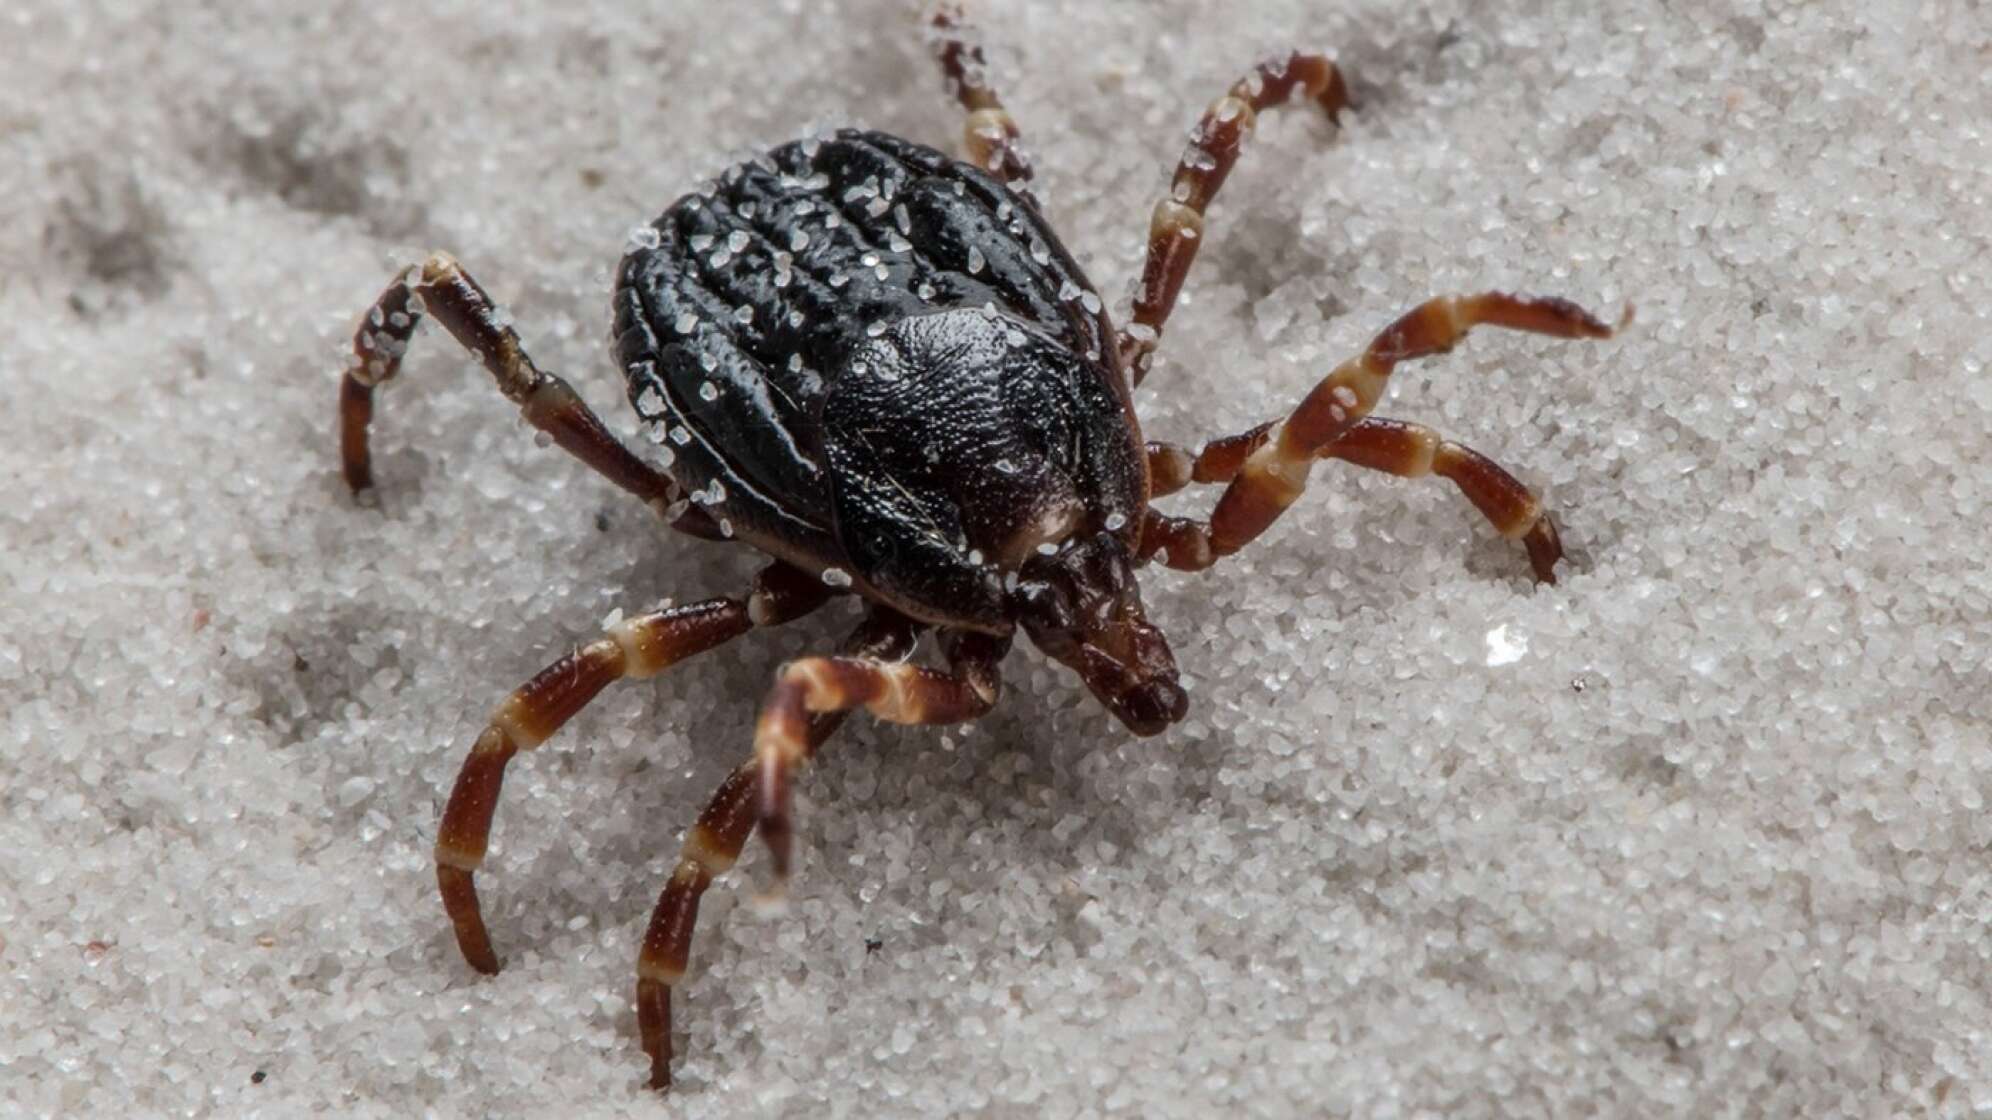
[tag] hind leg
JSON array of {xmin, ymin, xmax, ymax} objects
[
  {"xmin": 928, "ymin": 3, "xmax": 1034, "ymax": 187},
  {"xmin": 337, "ymin": 252, "xmax": 721, "ymax": 537}
]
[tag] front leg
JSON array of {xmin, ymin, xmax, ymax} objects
[
  {"xmin": 1139, "ymin": 292, "xmax": 1620, "ymax": 572},
  {"xmin": 754, "ymin": 628, "xmax": 1010, "ymax": 888},
  {"xmin": 1149, "ymin": 414, "xmax": 1566, "ymax": 582},
  {"xmin": 634, "ymin": 606, "xmax": 925, "ymax": 1090}
]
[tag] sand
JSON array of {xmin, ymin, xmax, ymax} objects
[{"xmin": 4, "ymin": 0, "xmax": 1989, "ymax": 1115}]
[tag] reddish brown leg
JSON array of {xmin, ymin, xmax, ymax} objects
[
  {"xmin": 1137, "ymin": 292, "xmax": 1619, "ymax": 572},
  {"xmin": 1327, "ymin": 417, "xmax": 1565, "ymax": 582},
  {"xmin": 929, "ymin": 3, "xmax": 1033, "ymax": 187},
  {"xmin": 1120, "ymin": 51, "xmax": 1354, "ymax": 385},
  {"xmin": 1148, "ymin": 415, "xmax": 1565, "ymax": 582},
  {"xmin": 635, "ymin": 607, "xmax": 925, "ymax": 1091},
  {"xmin": 338, "ymin": 252, "xmax": 720, "ymax": 536},
  {"xmin": 434, "ymin": 563, "xmax": 833, "ymax": 975},
  {"xmin": 1145, "ymin": 424, "xmax": 1274, "ymax": 499},
  {"xmin": 755, "ymin": 628, "xmax": 1009, "ymax": 888}
]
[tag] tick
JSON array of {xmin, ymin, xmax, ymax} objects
[{"xmin": 332, "ymin": 6, "xmax": 1621, "ymax": 1090}]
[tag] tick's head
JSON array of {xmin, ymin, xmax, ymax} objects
[{"xmin": 1012, "ymin": 530, "xmax": 1187, "ymax": 736}]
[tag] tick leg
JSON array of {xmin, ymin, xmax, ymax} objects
[
  {"xmin": 755, "ymin": 629, "xmax": 1009, "ymax": 891},
  {"xmin": 929, "ymin": 3, "xmax": 1033, "ymax": 187},
  {"xmin": 1326, "ymin": 416, "xmax": 1564, "ymax": 582},
  {"xmin": 1120, "ymin": 51, "xmax": 1353, "ymax": 385},
  {"xmin": 635, "ymin": 607, "xmax": 924, "ymax": 1091},
  {"xmin": 1137, "ymin": 292, "xmax": 1620, "ymax": 572},
  {"xmin": 338, "ymin": 252, "xmax": 721, "ymax": 537},
  {"xmin": 633, "ymin": 759, "xmax": 756, "ymax": 1092},
  {"xmin": 1148, "ymin": 415, "xmax": 1563, "ymax": 582},
  {"xmin": 1145, "ymin": 425, "xmax": 1274, "ymax": 499},
  {"xmin": 435, "ymin": 563, "xmax": 833, "ymax": 975}
]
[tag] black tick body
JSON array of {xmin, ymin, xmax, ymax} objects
[
  {"xmin": 329, "ymin": 8, "xmax": 1621, "ymax": 1091},
  {"xmin": 612, "ymin": 131, "xmax": 1146, "ymax": 636}
]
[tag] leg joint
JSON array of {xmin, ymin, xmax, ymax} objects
[{"xmin": 637, "ymin": 958, "xmax": 686, "ymax": 986}]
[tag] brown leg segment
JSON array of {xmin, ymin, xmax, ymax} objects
[
  {"xmin": 1137, "ymin": 292, "xmax": 1619, "ymax": 572},
  {"xmin": 1326, "ymin": 416, "xmax": 1565, "ymax": 582},
  {"xmin": 635, "ymin": 608, "xmax": 926, "ymax": 1090},
  {"xmin": 1147, "ymin": 415, "xmax": 1565, "ymax": 582},
  {"xmin": 338, "ymin": 252, "xmax": 721, "ymax": 537},
  {"xmin": 434, "ymin": 564, "xmax": 834, "ymax": 975},
  {"xmin": 1120, "ymin": 51, "xmax": 1354, "ymax": 385},
  {"xmin": 929, "ymin": 3, "xmax": 1033, "ymax": 187},
  {"xmin": 1145, "ymin": 425, "xmax": 1275, "ymax": 499},
  {"xmin": 754, "ymin": 629, "xmax": 1009, "ymax": 889}
]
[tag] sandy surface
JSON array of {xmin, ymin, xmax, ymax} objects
[{"xmin": 5, "ymin": 0, "xmax": 1989, "ymax": 1115}]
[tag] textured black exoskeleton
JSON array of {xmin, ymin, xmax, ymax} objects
[
  {"xmin": 330, "ymin": 7, "xmax": 1620, "ymax": 1091},
  {"xmin": 614, "ymin": 131, "xmax": 1148, "ymax": 649}
]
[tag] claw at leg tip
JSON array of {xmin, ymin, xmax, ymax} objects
[
  {"xmin": 454, "ymin": 924, "xmax": 501, "ymax": 975},
  {"xmin": 755, "ymin": 821, "xmax": 794, "ymax": 913},
  {"xmin": 751, "ymin": 881, "xmax": 791, "ymax": 916}
]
